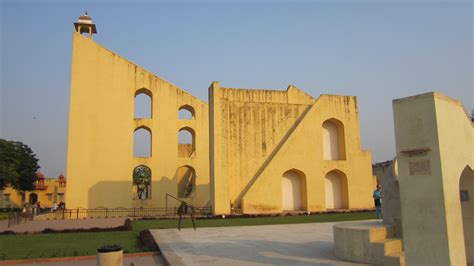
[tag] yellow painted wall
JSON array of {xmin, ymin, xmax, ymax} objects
[
  {"xmin": 0, "ymin": 177, "xmax": 66, "ymax": 209},
  {"xmin": 393, "ymin": 92, "xmax": 473, "ymax": 266},
  {"xmin": 66, "ymin": 33, "xmax": 210, "ymax": 209},
  {"xmin": 67, "ymin": 32, "xmax": 374, "ymax": 215},
  {"xmin": 210, "ymin": 84, "xmax": 374, "ymax": 214}
]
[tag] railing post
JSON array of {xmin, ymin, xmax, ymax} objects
[
  {"xmin": 69, "ymin": 209, "xmax": 72, "ymax": 218},
  {"xmin": 77, "ymin": 208, "xmax": 79, "ymax": 219},
  {"xmin": 106, "ymin": 208, "xmax": 108, "ymax": 218},
  {"xmin": 62, "ymin": 209, "xmax": 65, "ymax": 220}
]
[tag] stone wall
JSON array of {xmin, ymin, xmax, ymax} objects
[{"xmin": 372, "ymin": 160, "xmax": 402, "ymax": 237}]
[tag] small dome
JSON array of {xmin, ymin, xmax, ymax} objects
[
  {"xmin": 79, "ymin": 15, "xmax": 91, "ymax": 21},
  {"xmin": 76, "ymin": 11, "xmax": 94, "ymax": 24},
  {"xmin": 74, "ymin": 11, "xmax": 97, "ymax": 35},
  {"xmin": 36, "ymin": 172, "xmax": 45, "ymax": 179}
]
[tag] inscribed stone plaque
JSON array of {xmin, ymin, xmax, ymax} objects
[{"xmin": 409, "ymin": 160, "xmax": 431, "ymax": 175}]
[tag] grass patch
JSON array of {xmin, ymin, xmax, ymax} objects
[
  {"xmin": 0, "ymin": 213, "xmax": 12, "ymax": 220},
  {"xmin": 0, "ymin": 230, "xmax": 142, "ymax": 260},
  {"xmin": 133, "ymin": 211, "xmax": 376, "ymax": 231},
  {"xmin": 0, "ymin": 212, "xmax": 375, "ymax": 260}
]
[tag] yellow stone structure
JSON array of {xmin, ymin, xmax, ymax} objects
[
  {"xmin": 66, "ymin": 14, "xmax": 375, "ymax": 214},
  {"xmin": 393, "ymin": 92, "xmax": 473, "ymax": 266},
  {"xmin": 0, "ymin": 172, "xmax": 67, "ymax": 209},
  {"xmin": 210, "ymin": 83, "xmax": 374, "ymax": 214},
  {"xmin": 333, "ymin": 92, "xmax": 473, "ymax": 266}
]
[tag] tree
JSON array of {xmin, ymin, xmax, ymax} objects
[{"xmin": 0, "ymin": 139, "xmax": 39, "ymax": 191}]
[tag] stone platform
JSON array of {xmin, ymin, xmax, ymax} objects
[
  {"xmin": 151, "ymin": 222, "xmax": 367, "ymax": 265},
  {"xmin": 333, "ymin": 220, "xmax": 404, "ymax": 266}
]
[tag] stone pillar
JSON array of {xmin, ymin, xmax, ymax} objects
[{"xmin": 393, "ymin": 92, "xmax": 472, "ymax": 266}]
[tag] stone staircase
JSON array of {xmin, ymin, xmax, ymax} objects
[
  {"xmin": 370, "ymin": 231, "xmax": 405, "ymax": 266},
  {"xmin": 334, "ymin": 220, "xmax": 405, "ymax": 266}
]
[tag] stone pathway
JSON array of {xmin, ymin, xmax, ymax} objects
[
  {"xmin": 151, "ymin": 222, "xmax": 368, "ymax": 265},
  {"xmin": 0, "ymin": 218, "xmax": 126, "ymax": 233}
]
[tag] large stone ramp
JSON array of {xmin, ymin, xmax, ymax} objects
[{"xmin": 234, "ymin": 103, "xmax": 314, "ymax": 209}]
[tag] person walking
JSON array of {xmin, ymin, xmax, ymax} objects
[
  {"xmin": 22, "ymin": 203, "xmax": 27, "ymax": 217},
  {"xmin": 373, "ymin": 184, "xmax": 383, "ymax": 219}
]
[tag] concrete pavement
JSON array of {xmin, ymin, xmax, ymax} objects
[{"xmin": 151, "ymin": 222, "xmax": 367, "ymax": 266}]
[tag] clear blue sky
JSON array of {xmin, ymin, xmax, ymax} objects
[{"xmin": 1, "ymin": 0, "xmax": 472, "ymax": 177}]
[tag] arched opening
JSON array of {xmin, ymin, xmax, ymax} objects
[
  {"xmin": 134, "ymin": 126, "xmax": 151, "ymax": 157},
  {"xmin": 134, "ymin": 88, "xmax": 152, "ymax": 119},
  {"xmin": 322, "ymin": 118, "xmax": 346, "ymax": 160},
  {"xmin": 133, "ymin": 165, "xmax": 152, "ymax": 200},
  {"xmin": 282, "ymin": 169, "xmax": 307, "ymax": 211},
  {"xmin": 29, "ymin": 193, "xmax": 38, "ymax": 205},
  {"xmin": 176, "ymin": 166, "xmax": 196, "ymax": 198},
  {"xmin": 178, "ymin": 105, "xmax": 195, "ymax": 120},
  {"xmin": 178, "ymin": 127, "xmax": 195, "ymax": 158},
  {"xmin": 460, "ymin": 165, "xmax": 473, "ymax": 264},
  {"xmin": 325, "ymin": 169, "xmax": 348, "ymax": 209}
]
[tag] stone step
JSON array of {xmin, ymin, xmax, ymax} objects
[
  {"xmin": 382, "ymin": 251, "xmax": 405, "ymax": 266},
  {"xmin": 371, "ymin": 238, "xmax": 403, "ymax": 256},
  {"xmin": 334, "ymin": 221, "xmax": 402, "ymax": 265},
  {"xmin": 368, "ymin": 226, "xmax": 395, "ymax": 242}
]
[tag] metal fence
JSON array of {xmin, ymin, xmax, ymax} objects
[
  {"xmin": 38, "ymin": 207, "xmax": 212, "ymax": 220},
  {"xmin": 5, "ymin": 212, "xmax": 34, "ymax": 227},
  {"xmin": 4, "ymin": 208, "xmax": 51, "ymax": 227},
  {"xmin": 5, "ymin": 206, "xmax": 212, "ymax": 227}
]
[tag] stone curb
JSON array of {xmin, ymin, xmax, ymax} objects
[
  {"xmin": 152, "ymin": 231, "xmax": 184, "ymax": 266},
  {"xmin": 0, "ymin": 252, "xmax": 158, "ymax": 265}
]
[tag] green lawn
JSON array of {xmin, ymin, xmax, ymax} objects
[
  {"xmin": 0, "ymin": 213, "xmax": 12, "ymax": 220},
  {"xmin": 0, "ymin": 212, "xmax": 375, "ymax": 260}
]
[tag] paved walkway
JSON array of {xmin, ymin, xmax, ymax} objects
[
  {"xmin": 0, "ymin": 218, "xmax": 126, "ymax": 233},
  {"xmin": 151, "ymin": 222, "xmax": 367, "ymax": 266}
]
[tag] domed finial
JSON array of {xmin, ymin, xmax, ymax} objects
[{"xmin": 74, "ymin": 12, "xmax": 97, "ymax": 39}]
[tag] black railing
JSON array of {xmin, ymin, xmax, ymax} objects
[
  {"xmin": 4, "ymin": 207, "xmax": 51, "ymax": 227},
  {"xmin": 5, "ymin": 206, "xmax": 212, "ymax": 227},
  {"xmin": 5, "ymin": 211, "xmax": 36, "ymax": 227}
]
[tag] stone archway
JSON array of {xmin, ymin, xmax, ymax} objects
[
  {"xmin": 282, "ymin": 169, "xmax": 306, "ymax": 211},
  {"xmin": 177, "ymin": 165, "xmax": 196, "ymax": 198},
  {"xmin": 322, "ymin": 118, "xmax": 346, "ymax": 160},
  {"xmin": 325, "ymin": 170, "xmax": 348, "ymax": 209},
  {"xmin": 29, "ymin": 193, "xmax": 38, "ymax": 205},
  {"xmin": 178, "ymin": 127, "xmax": 195, "ymax": 158},
  {"xmin": 132, "ymin": 165, "xmax": 152, "ymax": 200},
  {"xmin": 134, "ymin": 88, "xmax": 152, "ymax": 119}
]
